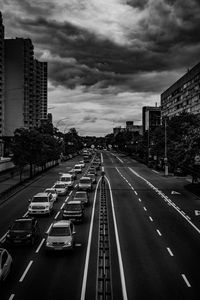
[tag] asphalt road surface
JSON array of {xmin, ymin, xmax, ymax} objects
[{"xmin": 0, "ymin": 151, "xmax": 200, "ymax": 300}]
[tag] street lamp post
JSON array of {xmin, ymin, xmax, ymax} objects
[{"xmin": 164, "ymin": 118, "xmax": 168, "ymax": 176}]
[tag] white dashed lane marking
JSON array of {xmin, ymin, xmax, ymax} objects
[
  {"xmin": 19, "ymin": 260, "xmax": 33, "ymax": 282},
  {"xmin": 181, "ymin": 274, "xmax": 191, "ymax": 287}
]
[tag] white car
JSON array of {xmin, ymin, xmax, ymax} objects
[
  {"xmin": 44, "ymin": 188, "xmax": 58, "ymax": 202},
  {"xmin": 79, "ymin": 160, "xmax": 85, "ymax": 168},
  {"xmin": 28, "ymin": 192, "xmax": 54, "ymax": 215},
  {"xmin": 59, "ymin": 174, "xmax": 75, "ymax": 189},
  {"xmin": 0, "ymin": 248, "xmax": 12, "ymax": 281},
  {"xmin": 45, "ymin": 220, "xmax": 76, "ymax": 251},
  {"xmin": 53, "ymin": 182, "xmax": 68, "ymax": 196}
]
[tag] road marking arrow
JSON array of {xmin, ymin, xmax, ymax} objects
[
  {"xmin": 171, "ymin": 191, "xmax": 181, "ymax": 195},
  {"xmin": 195, "ymin": 210, "xmax": 200, "ymax": 216}
]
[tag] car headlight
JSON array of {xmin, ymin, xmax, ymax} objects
[
  {"xmin": 46, "ymin": 241, "xmax": 51, "ymax": 246},
  {"xmin": 65, "ymin": 240, "xmax": 72, "ymax": 246},
  {"xmin": 26, "ymin": 234, "xmax": 31, "ymax": 237},
  {"xmin": 6, "ymin": 233, "xmax": 10, "ymax": 238}
]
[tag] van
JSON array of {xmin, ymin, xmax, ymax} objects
[{"xmin": 59, "ymin": 173, "xmax": 74, "ymax": 189}]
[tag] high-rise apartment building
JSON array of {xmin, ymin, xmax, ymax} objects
[
  {"xmin": 161, "ymin": 62, "xmax": 200, "ymax": 117},
  {"xmin": 0, "ymin": 12, "xmax": 4, "ymax": 137},
  {"xmin": 4, "ymin": 38, "xmax": 48, "ymax": 136}
]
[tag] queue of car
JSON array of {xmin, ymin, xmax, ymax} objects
[{"xmin": 0, "ymin": 150, "xmax": 101, "ymax": 278}]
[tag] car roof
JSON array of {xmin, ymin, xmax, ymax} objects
[
  {"xmin": 14, "ymin": 218, "xmax": 33, "ymax": 222},
  {"xmin": 60, "ymin": 173, "xmax": 72, "ymax": 177},
  {"xmin": 52, "ymin": 220, "xmax": 71, "ymax": 228},
  {"xmin": 75, "ymin": 191, "xmax": 87, "ymax": 194},
  {"xmin": 34, "ymin": 192, "xmax": 49, "ymax": 197},
  {"xmin": 54, "ymin": 181, "xmax": 66, "ymax": 186},
  {"xmin": 67, "ymin": 200, "xmax": 82, "ymax": 204}
]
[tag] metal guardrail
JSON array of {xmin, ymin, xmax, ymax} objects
[{"xmin": 96, "ymin": 177, "xmax": 112, "ymax": 300}]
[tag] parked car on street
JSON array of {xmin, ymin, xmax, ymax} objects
[
  {"xmin": 5, "ymin": 217, "xmax": 39, "ymax": 245},
  {"xmin": 0, "ymin": 248, "xmax": 12, "ymax": 281},
  {"xmin": 45, "ymin": 220, "xmax": 76, "ymax": 251}
]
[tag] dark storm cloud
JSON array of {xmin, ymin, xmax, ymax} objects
[{"xmin": 1, "ymin": 0, "xmax": 200, "ymax": 95}]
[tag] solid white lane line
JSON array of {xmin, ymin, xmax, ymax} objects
[
  {"xmin": 19, "ymin": 260, "xmax": 33, "ymax": 282},
  {"xmin": 61, "ymin": 203, "xmax": 65, "ymax": 210},
  {"xmin": 149, "ymin": 216, "xmax": 153, "ymax": 222},
  {"xmin": 80, "ymin": 177, "xmax": 101, "ymax": 300},
  {"xmin": 181, "ymin": 274, "xmax": 191, "ymax": 287},
  {"xmin": 105, "ymin": 175, "xmax": 128, "ymax": 300},
  {"xmin": 143, "ymin": 207, "xmax": 147, "ymax": 211},
  {"xmin": 9, "ymin": 294, "xmax": 15, "ymax": 300},
  {"xmin": 35, "ymin": 238, "xmax": 45, "ymax": 253},
  {"xmin": 167, "ymin": 247, "xmax": 174, "ymax": 256},
  {"xmin": 129, "ymin": 167, "xmax": 200, "ymax": 236},
  {"xmin": 101, "ymin": 152, "xmax": 104, "ymax": 164},
  {"xmin": 55, "ymin": 211, "xmax": 60, "ymax": 219},
  {"xmin": 156, "ymin": 229, "xmax": 162, "ymax": 236},
  {"xmin": 0, "ymin": 231, "xmax": 8, "ymax": 243},
  {"xmin": 22, "ymin": 211, "xmax": 29, "ymax": 217},
  {"xmin": 116, "ymin": 156, "xmax": 124, "ymax": 163}
]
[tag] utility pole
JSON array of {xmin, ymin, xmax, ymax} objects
[{"xmin": 164, "ymin": 118, "xmax": 168, "ymax": 176}]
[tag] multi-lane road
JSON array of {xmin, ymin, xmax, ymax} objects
[{"xmin": 0, "ymin": 151, "xmax": 200, "ymax": 300}]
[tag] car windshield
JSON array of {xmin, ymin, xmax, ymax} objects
[
  {"xmin": 75, "ymin": 193, "xmax": 86, "ymax": 198},
  {"xmin": 12, "ymin": 221, "xmax": 32, "ymax": 230},
  {"xmin": 54, "ymin": 184, "xmax": 65, "ymax": 188},
  {"xmin": 45, "ymin": 189, "xmax": 55, "ymax": 194},
  {"xmin": 49, "ymin": 227, "xmax": 70, "ymax": 236},
  {"xmin": 80, "ymin": 179, "xmax": 90, "ymax": 184},
  {"xmin": 60, "ymin": 177, "xmax": 71, "ymax": 182},
  {"xmin": 32, "ymin": 197, "xmax": 48, "ymax": 202},
  {"xmin": 65, "ymin": 204, "xmax": 82, "ymax": 211}
]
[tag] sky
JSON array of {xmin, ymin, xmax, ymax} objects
[{"xmin": 1, "ymin": 0, "xmax": 200, "ymax": 136}]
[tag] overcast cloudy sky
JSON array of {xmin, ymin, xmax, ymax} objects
[{"xmin": 1, "ymin": 0, "xmax": 200, "ymax": 136}]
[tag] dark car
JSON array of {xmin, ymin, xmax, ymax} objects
[
  {"xmin": 6, "ymin": 217, "xmax": 39, "ymax": 245},
  {"xmin": 88, "ymin": 167, "xmax": 97, "ymax": 176}
]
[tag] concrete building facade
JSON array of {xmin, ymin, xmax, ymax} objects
[
  {"xmin": 161, "ymin": 62, "xmax": 200, "ymax": 117},
  {"xmin": 142, "ymin": 106, "xmax": 161, "ymax": 134},
  {"xmin": 0, "ymin": 12, "xmax": 4, "ymax": 137},
  {"xmin": 4, "ymin": 38, "xmax": 48, "ymax": 136}
]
